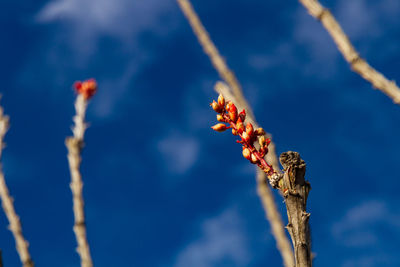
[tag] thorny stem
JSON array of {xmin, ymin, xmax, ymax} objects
[
  {"xmin": 177, "ymin": 0, "xmax": 295, "ymax": 264},
  {"xmin": 256, "ymin": 169, "xmax": 295, "ymax": 267},
  {"xmin": 0, "ymin": 104, "xmax": 33, "ymax": 267},
  {"xmin": 211, "ymin": 95, "xmax": 312, "ymax": 267},
  {"xmin": 280, "ymin": 152, "xmax": 312, "ymax": 267},
  {"xmin": 66, "ymin": 93, "xmax": 94, "ymax": 267}
]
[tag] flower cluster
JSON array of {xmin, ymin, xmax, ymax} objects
[
  {"xmin": 210, "ymin": 94, "xmax": 276, "ymax": 177},
  {"xmin": 73, "ymin": 78, "xmax": 98, "ymax": 100}
]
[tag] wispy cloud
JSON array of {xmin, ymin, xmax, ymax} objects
[
  {"xmin": 157, "ymin": 131, "xmax": 200, "ymax": 176},
  {"xmin": 36, "ymin": 0, "xmax": 178, "ymax": 53},
  {"xmin": 174, "ymin": 209, "xmax": 250, "ymax": 267},
  {"xmin": 332, "ymin": 199, "xmax": 400, "ymax": 248},
  {"xmin": 28, "ymin": 0, "xmax": 179, "ymax": 119},
  {"xmin": 341, "ymin": 253, "xmax": 398, "ymax": 267}
]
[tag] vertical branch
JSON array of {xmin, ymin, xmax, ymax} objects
[
  {"xmin": 66, "ymin": 80, "xmax": 96, "ymax": 267},
  {"xmin": 211, "ymin": 93, "xmax": 313, "ymax": 266},
  {"xmin": 0, "ymin": 104, "xmax": 34, "ymax": 267},
  {"xmin": 257, "ymin": 169, "xmax": 295, "ymax": 267},
  {"xmin": 212, "ymin": 85, "xmax": 294, "ymax": 266},
  {"xmin": 178, "ymin": 0, "xmax": 296, "ymax": 264},
  {"xmin": 298, "ymin": 0, "xmax": 400, "ymax": 104},
  {"xmin": 280, "ymin": 152, "xmax": 311, "ymax": 267}
]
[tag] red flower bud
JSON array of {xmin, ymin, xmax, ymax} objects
[
  {"xmin": 245, "ymin": 123, "xmax": 254, "ymax": 136},
  {"xmin": 217, "ymin": 94, "xmax": 225, "ymax": 107},
  {"xmin": 74, "ymin": 78, "xmax": 97, "ymax": 100},
  {"xmin": 258, "ymin": 136, "xmax": 266, "ymax": 147},
  {"xmin": 242, "ymin": 147, "xmax": 251, "ymax": 160},
  {"xmin": 239, "ymin": 109, "xmax": 246, "ymax": 121},
  {"xmin": 236, "ymin": 117, "xmax": 245, "ymax": 134},
  {"xmin": 242, "ymin": 131, "xmax": 251, "ymax": 142},
  {"xmin": 255, "ymin": 127, "xmax": 265, "ymax": 136},
  {"xmin": 210, "ymin": 101, "xmax": 223, "ymax": 113},
  {"xmin": 211, "ymin": 123, "xmax": 229, "ymax": 132},
  {"xmin": 74, "ymin": 81, "xmax": 82, "ymax": 90},
  {"xmin": 232, "ymin": 129, "xmax": 237, "ymax": 135},
  {"xmin": 226, "ymin": 101, "xmax": 232, "ymax": 111},
  {"xmin": 251, "ymin": 153, "xmax": 258, "ymax": 164},
  {"xmin": 226, "ymin": 101, "xmax": 238, "ymax": 122},
  {"xmin": 216, "ymin": 114, "xmax": 224, "ymax": 122}
]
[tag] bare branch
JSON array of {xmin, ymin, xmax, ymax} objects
[
  {"xmin": 176, "ymin": 1, "xmax": 294, "ymax": 264},
  {"xmin": 0, "ymin": 104, "xmax": 34, "ymax": 267},
  {"xmin": 257, "ymin": 169, "xmax": 295, "ymax": 267},
  {"xmin": 280, "ymin": 151, "xmax": 312, "ymax": 267},
  {"xmin": 176, "ymin": 0, "xmax": 251, "ymax": 114},
  {"xmin": 299, "ymin": 0, "xmax": 400, "ymax": 104},
  {"xmin": 66, "ymin": 94, "xmax": 93, "ymax": 267}
]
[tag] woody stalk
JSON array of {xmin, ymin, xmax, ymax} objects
[{"xmin": 211, "ymin": 94, "xmax": 312, "ymax": 267}]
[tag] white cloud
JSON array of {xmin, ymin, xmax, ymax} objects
[
  {"xmin": 90, "ymin": 61, "xmax": 142, "ymax": 119},
  {"xmin": 336, "ymin": 0, "xmax": 380, "ymax": 39},
  {"xmin": 332, "ymin": 200, "xmax": 400, "ymax": 248},
  {"xmin": 157, "ymin": 131, "xmax": 200, "ymax": 175},
  {"xmin": 32, "ymin": 0, "xmax": 179, "ymax": 119},
  {"xmin": 35, "ymin": 0, "xmax": 178, "ymax": 58},
  {"xmin": 336, "ymin": 0, "xmax": 400, "ymax": 40},
  {"xmin": 293, "ymin": 7, "xmax": 338, "ymax": 74},
  {"xmin": 36, "ymin": 0, "xmax": 177, "ymax": 41},
  {"xmin": 174, "ymin": 209, "xmax": 250, "ymax": 267},
  {"xmin": 341, "ymin": 253, "xmax": 397, "ymax": 267}
]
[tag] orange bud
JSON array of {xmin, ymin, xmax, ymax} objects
[
  {"xmin": 210, "ymin": 101, "xmax": 223, "ymax": 113},
  {"xmin": 255, "ymin": 128, "xmax": 265, "ymax": 136},
  {"xmin": 211, "ymin": 123, "xmax": 229, "ymax": 132},
  {"xmin": 216, "ymin": 114, "xmax": 224, "ymax": 122},
  {"xmin": 242, "ymin": 147, "xmax": 251, "ymax": 160},
  {"xmin": 217, "ymin": 94, "xmax": 225, "ymax": 107},
  {"xmin": 74, "ymin": 78, "xmax": 97, "ymax": 100},
  {"xmin": 226, "ymin": 101, "xmax": 238, "ymax": 122},
  {"xmin": 242, "ymin": 131, "xmax": 250, "ymax": 142},
  {"xmin": 251, "ymin": 153, "xmax": 258, "ymax": 163},
  {"xmin": 232, "ymin": 128, "xmax": 237, "ymax": 135},
  {"xmin": 245, "ymin": 123, "xmax": 254, "ymax": 136},
  {"xmin": 225, "ymin": 101, "xmax": 232, "ymax": 114},
  {"xmin": 239, "ymin": 109, "xmax": 246, "ymax": 121},
  {"xmin": 236, "ymin": 117, "xmax": 245, "ymax": 133},
  {"xmin": 259, "ymin": 136, "xmax": 266, "ymax": 147}
]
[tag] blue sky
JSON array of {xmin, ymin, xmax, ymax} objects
[{"xmin": 1, "ymin": 0, "xmax": 400, "ymax": 266}]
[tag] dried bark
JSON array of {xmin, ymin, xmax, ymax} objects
[
  {"xmin": 66, "ymin": 95, "xmax": 93, "ymax": 267},
  {"xmin": 177, "ymin": 1, "xmax": 295, "ymax": 264},
  {"xmin": 280, "ymin": 152, "xmax": 312, "ymax": 267},
  {"xmin": 0, "ymin": 103, "xmax": 34, "ymax": 267}
]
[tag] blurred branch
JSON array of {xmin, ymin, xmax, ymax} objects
[
  {"xmin": 176, "ymin": 0, "xmax": 251, "ymax": 115},
  {"xmin": 177, "ymin": 0, "xmax": 294, "ymax": 265},
  {"xmin": 0, "ymin": 103, "xmax": 34, "ymax": 267},
  {"xmin": 299, "ymin": 0, "xmax": 400, "ymax": 104},
  {"xmin": 66, "ymin": 94, "xmax": 93, "ymax": 267}
]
